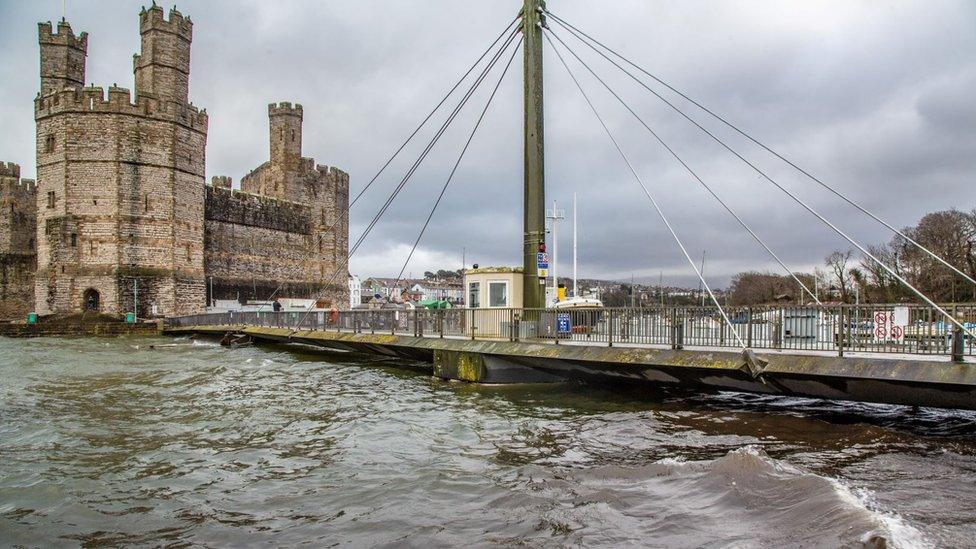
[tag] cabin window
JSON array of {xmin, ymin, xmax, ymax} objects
[
  {"xmin": 468, "ymin": 282, "xmax": 480, "ymax": 309},
  {"xmin": 70, "ymin": 233, "xmax": 77, "ymax": 247},
  {"xmin": 45, "ymin": 135, "xmax": 55, "ymax": 153},
  {"xmin": 47, "ymin": 191, "xmax": 55, "ymax": 208},
  {"xmin": 488, "ymin": 281, "xmax": 508, "ymax": 308}
]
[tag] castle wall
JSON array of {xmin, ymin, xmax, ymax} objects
[
  {"xmin": 203, "ymin": 184, "xmax": 345, "ymax": 306},
  {"xmin": 231, "ymin": 102, "xmax": 350, "ymax": 308},
  {"xmin": 0, "ymin": 163, "xmax": 38, "ymax": 320}
]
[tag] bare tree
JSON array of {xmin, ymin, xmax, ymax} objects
[{"xmin": 825, "ymin": 249, "xmax": 854, "ymax": 303}]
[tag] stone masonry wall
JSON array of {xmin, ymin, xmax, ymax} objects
[
  {"xmin": 0, "ymin": 162, "xmax": 38, "ymax": 320},
  {"xmin": 34, "ymin": 8, "xmax": 207, "ymax": 318},
  {"xmin": 235, "ymin": 102, "xmax": 350, "ymax": 308}
]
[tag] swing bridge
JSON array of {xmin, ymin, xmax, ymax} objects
[{"xmin": 167, "ymin": 1, "xmax": 976, "ymax": 411}]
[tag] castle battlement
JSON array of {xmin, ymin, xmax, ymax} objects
[
  {"xmin": 1, "ymin": 178, "xmax": 37, "ymax": 197},
  {"xmin": 34, "ymin": 86, "xmax": 208, "ymax": 132},
  {"xmin": 315, "ymin": 164, "xmax": 350, "ymax": 183},
  {"xmin": 0, "ymin": 163, "xmax": 37, "ymax": 199},
  {"xmin": 38, "ymin": 20, "xmax": 88, "ymax": 50},
  {"xmin": 210, "ymin": 176, "xmax": 232, "ymax": 189},
  {"xmin": 0, "ymin": 162, "xmax": 20, "ymax": 179},
  {"xmin": 140, "ymin": 4, "xmax": 192, "ymax": 40},
  {"xmin": 269, "ymin": 102, "xmax": 303, "ymax": 117}
]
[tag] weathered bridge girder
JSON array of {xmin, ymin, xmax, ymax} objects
[{"xmin": 166, "ymin": 325, "xmax": 976, "ymax": 411}]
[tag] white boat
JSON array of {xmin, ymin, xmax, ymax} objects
[{"xmin": 553, "ymin": 297, "xmax": 604, "ymax": 310}]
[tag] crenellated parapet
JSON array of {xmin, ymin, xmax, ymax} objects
[
  {"xmin": 38, "ymin": 20, "xmax": 89, "ymax": 50},
  {"xmin": 210, "ymin": 176, "xmax": 232, "ymax": 189},
  {"xmin": 269, "ymin": 101, "xmax": 302, "ymax": 118},
  {"xmin": 205, "ymin": 185, "xmax": 310, "ymax": 233},
  {"xmin": 0, "ymin": 162, "xmax": 20, "ymax": 179},
  {"xmin": 0, "ymin": 163, "xmax": 35, "ymax": 197},
  {"xmin": 139, "ymin": 4, "xmax": 192, "ymax": 41},
  {"xmin": 34, "ymin": 85, "xmax": 208, "ymax": 133}
]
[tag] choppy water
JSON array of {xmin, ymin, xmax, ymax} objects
[{"xmin": 1, "ymin": 336, "xmax": 975, "ymax": 547}]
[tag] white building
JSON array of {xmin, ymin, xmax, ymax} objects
[{"xmin": 348, "ymin": 275, "xmax": 362, "ymax": 309}]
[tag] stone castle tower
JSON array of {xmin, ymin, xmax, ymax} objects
[{"xmin": 34, "ymin": 6, "xmax": 208, "ymax": 316}]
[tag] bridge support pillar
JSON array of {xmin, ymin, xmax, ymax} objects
[{"xmin": 433, "ymin": 349, "xmax": 564, "ymax": 384}]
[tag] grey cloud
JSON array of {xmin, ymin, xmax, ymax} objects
[{"xmin": 1, "ymin": 0, "xmax": 973, "ymax": 287}]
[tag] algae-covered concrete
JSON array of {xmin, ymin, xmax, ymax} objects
[{"xmin": 164, "ymin": 325, "xmax": 976, "ymax": 410}]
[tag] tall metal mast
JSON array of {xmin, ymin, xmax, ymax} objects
[{"xmin": 522, "ymin": 0, "xmax": 546, "ymax": 308}]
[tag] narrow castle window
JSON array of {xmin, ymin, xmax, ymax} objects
[
  {"xmin": 29, "ymin": 238, "xmax": 34, "ymax": 250},
  {"xmin": 47, "ymin": 191, "xmax": 55, "ymax": 208},
  {"xmin": 45, "ymin": 135, "xmax": 55, "ymax": 153},
  {"xmin": 144, "ymin": 194, "xmax": 150, "ymax": 212},
  {"xmin": 70, "ymin": 233, "xmax": 77, "ymax": 247},
  {"xmin": 186, "ymin": 244, "xmax": 192, "ymax": 261},
  {"xmin": 291, "ymin": 129, "xmax": 295, "ymax": 142}
]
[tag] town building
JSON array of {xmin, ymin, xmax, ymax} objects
[
  {"xmin": 0, "ymin": 5, "xmax": 348, "ymax": 320},
  {"xmin": 348, "ymin": 274, "xmax": 362, "ymax": 308}
]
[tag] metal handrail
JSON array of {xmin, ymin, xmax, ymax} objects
[{"xmin": 166, "ymin": 303, "xmax": 976, "ymax": 358}]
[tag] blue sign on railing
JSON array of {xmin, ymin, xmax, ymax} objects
[{"xmin": 556, "ymin": 313, "xmax": 572, "ymax": 335}]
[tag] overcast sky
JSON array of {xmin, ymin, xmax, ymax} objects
[{"xmin": 2, "ymin": 1, "xmax": 974, "ymax": 286}]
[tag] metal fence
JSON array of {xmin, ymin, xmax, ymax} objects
[{"xmin": 166, "ymin": 303, "xmax": 976, "ymax": 359}]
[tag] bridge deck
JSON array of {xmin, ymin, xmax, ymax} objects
[{"xmin": 165, "ymin": 323, "xmax": 976, "ymax": 411}]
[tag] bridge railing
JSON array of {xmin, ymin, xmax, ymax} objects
[{"xmin": 166, "ymin": 303, "xmax": 976, "ymax": 357}]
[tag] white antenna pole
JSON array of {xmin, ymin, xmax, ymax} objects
[
  {"xmin": 546, "ymin": 199, "xmax": 565, "ymax": 304},
  {"xmin": 573, "ymin": 192, "xmax": 578, "ymax": 297}
]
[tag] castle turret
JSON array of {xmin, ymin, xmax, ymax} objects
[
  {"xmin": 133, "ymin": 5, "xmax": 192, "ymax": 104},
  {"xmin": 38, "ymin": 20, "xmax": 88, "ymax": 96},
  {"xmin": 269, "ymin": 102, "xmax": 303, "ymax": 167}
]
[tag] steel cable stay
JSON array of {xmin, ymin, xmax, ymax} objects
[
  {"xmin": 545, "ymin": 27, "xmax": 822, "ymax": 307},
  {"xmin": 392, "ymin": 37, "xmax": 523, "ymax": 290},
  {"xmin": 293, "ymin": 29, "xmax": 522, "ymax": 329},
  {"xmin": 544, "ymin": 9, "xmax": 976, "ymax": 292},
  {"xmin": 254, "ymin": 16, "xmax": 520, "ymax": 314},
  {"xmin": 349, "ymin": 28, "xmax": 522, "ymax": 260},
  {"xmin": 544, "ymin": 13, "xmax": 976, "ymax": 338},
  {"xmin": 544, "ymin": 31, "xmax": 747, "ymax": 350}
]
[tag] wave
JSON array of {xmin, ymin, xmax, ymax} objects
[{"xmin": 565, "ymin": 447, "xmax": 931, "ymax": 548}]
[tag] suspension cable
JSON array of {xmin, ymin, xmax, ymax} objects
[
  {"xmin": 254, "ymin": 16, "xmax": 520, "ymax": 314},
  {"xmin": 545, "ymin": 11, "xmax": 974, "ymax": 336},
  {"xmin": 544, "ymin": 9, "xmax": 976, "ymax": 291},
  {"xmin": 545, "ymin": 31, "xmax": 746, "ymax": 349},
  {"xmin": 349, "ymin": 28, "xmax": 521, "ymax": 259},
  {"xmin": 546, "ymin": 27, "xmax": 821, "ymax": 307},
  {"xmin": 294, "ymin": 28, "xmax": 521, "ymax": 329},
  {"xmin": 393, "ymin": 37, "xmax": 523, "ymax": 289}
]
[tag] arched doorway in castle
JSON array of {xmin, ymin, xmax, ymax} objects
[{"xmin": 83, "ymin": 289, "xmax": 100, "ymax": 312}]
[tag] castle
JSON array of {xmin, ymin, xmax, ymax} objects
[{"xmin": 0, "ymin": 5, "xmax": 348, "ymax": 319}]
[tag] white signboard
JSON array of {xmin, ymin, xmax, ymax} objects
[{"xmin": 874, "ymin": 309, "xmax": 908, "ymax": 342}]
